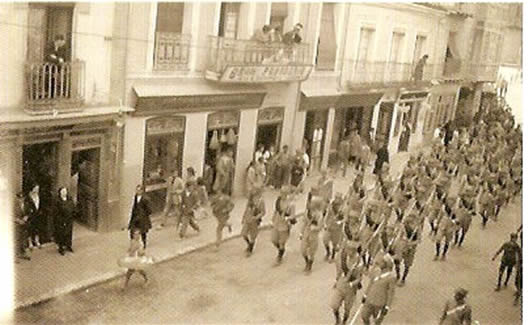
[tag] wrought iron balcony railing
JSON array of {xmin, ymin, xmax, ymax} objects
[
  {"xmin": 345, "ymin": 60, "xmax": 438, "ymax": 88},
  {"xmin": 25, "ymin": 60, "xmax": 85, "ymax": 114},
  {"xmin": 153, "ymin": 32, "xmax": 192, "ymax": 71},
  {"xmin": 443, "ymin": 59, "xmax": 499, "ymax": 81},
  {"xmin": 205, "ymin": 36, "xmax": 313, "ymax": 83}
]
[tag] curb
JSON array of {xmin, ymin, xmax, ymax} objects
[{"xmin": 15, "ymin": 212, "xmax": 303, "ymax": 310}]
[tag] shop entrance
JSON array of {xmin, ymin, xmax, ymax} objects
[
  {"xmin": 22, "ymin": 141, "xmax": 59, "ymax": 244},
  {"xmin": 304, "ymin": 109, "xmax": 328, "ymax": 171},
  {"xmin": 256, "ymin": 123, "xmax": 280, "ymax": 152},
  {"xmin": 375, "ymin": 102, "xmax": 394, "ymax": 148},
  {"xmin": 205, "ymin": 111, "xmax": 240, "ymax": 195},
  {"xmin": 71, "ymin": 148, "xmax": 100, "ymax": 232}
]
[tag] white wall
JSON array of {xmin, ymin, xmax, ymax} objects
[{"xmin": 234, "ymin": 109, "xmax": 258, "ymax": 194}]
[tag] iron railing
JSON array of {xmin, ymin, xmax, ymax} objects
[
  {"xmin": 443, "ymin": 59, "xmax": 499, "ymax": 81},
  {"xmin": 153, "ymin": 32, "xmax": 192, "ymax": 71},
  {"xmin": 345, "ymin": 60, "xmax": 438, "ymax": 87},
  {"xmin": 25, "ymin": 60, "xmax": 85, "ymax": 113},
  {"xmin": 206, "ymin": 36, "xmax": 312, "ymax": 75}
]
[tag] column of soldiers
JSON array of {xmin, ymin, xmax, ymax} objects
[{"xmin": 241, "ymin": 98, "xmax": 521, "ymax": 325}]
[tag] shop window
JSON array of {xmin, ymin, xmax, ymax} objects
[
  {"xmin": 315, "ymin": 3, "xmax": 338, "ymax": 71},
  {"xmin": 219, "ymin": 2, "xmax": 241, "ymax": 39}
]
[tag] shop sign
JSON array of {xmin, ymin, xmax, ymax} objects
[
  {"xmin": 147, "ymin": 117, "xmax": 185, "ymax": 135},
  {"xmin": 219, "ymin": 64, "xmax": 312, "ymax": 83},
  {"xmin": 72, "ymin": 137, "xmax": 102, "ymax": 150},
  {"xmin": 258, "ymin": 107, "xmax": 284, "ymax": 124},
  {"xmin": 399, "ymin": 91, "xmax": 429, "ymax": 102},
  {"xmin": 208, "ymin": 111, "xmax": 239, "ymax": 129}
]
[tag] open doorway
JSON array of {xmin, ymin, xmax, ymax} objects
[
  {"xmin": 71, "ymin": 148, "xmax": 100, "ymax": 234},
  {"xmin": 256, "ymin": 123, "xmax": 280, "ymax": 154}
]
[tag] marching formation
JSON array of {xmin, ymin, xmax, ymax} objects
[{"xmin": 113, "ymin": 97, "xmax": 522, "ymax": 324}]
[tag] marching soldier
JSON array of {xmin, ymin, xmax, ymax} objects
[
  {"xmin": 434, "ymin": 199, "xmax": 458, "ymax": 261},
  {"xmin": 361, "ymin": 255, "xmax": 397, "ymax": 324},
  {"xmin": 211, "ymin": 191, "xmax": 235, "ymax": 248},
  {"xmin": 335, "ymin": 227, "xmax": 363, "ymax": 281},
  {"xmin": 241, "ymin": 188, "xmax": 266, "ymax": 256},
  {"xmin": 439, "ymin": 288, "xmax": 472, "ymax": 325},
  {"xmin": 323, "ymin": 193, "xmax": 346, "ymax": 261},
  {"xmin": 271, "ymin": 186, "xmax": 296, "ymax": 264},
  {"xmin": 331, "ymin": 255, "xmax": 364, "ymax": 325},
  {"xmin": 492, "ymin": 233, "xmax": 521, "ymax": 291},
  {"xmin": 454, "ymin": 200, "xmax": 474, "ymax": 248},
  {"xmin": 301, "ymin": 197, "xmax": 324, "ymax": 273}
]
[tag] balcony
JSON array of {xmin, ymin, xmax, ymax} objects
[
  {"xmin": 25, "ymin": 60, "xmax": 85, "ymax": 115},
  {"xmin": 205, "ymin": 36, "xmax": 313, "ymax": 83},
  {"xmin": 443, "ymin": 59, "xmax": 499, "ymax": 82},
  {"xmin": 153, "ymin": 32, "xmax": 191, "ymax": 71},
  {"xmin": 345, "ymin": 61, "xmax": 438, "ymax": 89}
]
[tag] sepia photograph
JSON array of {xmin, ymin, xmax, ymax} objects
[{"xmin": 0, "ymin": 1, "xmax": 523, "ymax": 324}]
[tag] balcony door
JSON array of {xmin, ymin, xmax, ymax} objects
[
  {"xmin": 354, "ymin": 27, "xmax": 374, "ymax": 82},
  {"xmin": 412, "ymin": 35, "xmax": 426, "ymax": 65},
  {"xmin": 154, "ymin": 3, "xmax": 187, "ymax": 70},
  {"xmin": 270, "ymin": 3, "xmax": 288, "ymax": 35},
  {"xmin": 315, "ymin": 3, "xmax": 338, "ymax": 71},
  {"xmin": 27, "ymin": 4, "xmax": 73, "ymax": 62},
  {"xmin": 388, "ymin": 32, "xmax": 405, "ymax": 81},
  {"xmin": 219, "ymin": 2, "xmax": 241, "ymax": 39}
]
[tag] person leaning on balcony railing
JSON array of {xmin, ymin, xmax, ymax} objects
[
  {"xmin": 412, "ymin": 54, "xmax": 429, "ymax": 82},
  {"xmin": 44, "ymin": 34, "xmax": 70, "ymax": 98},
  {"xmin": 282, "ymin": 23, "xmax": 303, "ymax": 45},
  {"xmin": 251, "ymin": 24, "xmax": 272, "ymax": 44}
]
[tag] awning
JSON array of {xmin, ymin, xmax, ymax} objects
[
  {"xmin": 132, "ymin": 80, "xmax": 267, "ymax": 116},
  {"xmin": 300, "ymin": 88, "xmax": 383, "ymax": 111}
]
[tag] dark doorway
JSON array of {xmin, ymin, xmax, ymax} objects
[
  {"xmin": 22, "ymin": 142, "xmax": 58, "ymax": 243},
  {"xmin": 304, "ymin": 109, "xmax": 328, "ymax": 171},
  {"xmin": 376, "ymin": 103, "xmax": 394, "ymax": 148},
  {"xmin": 71, "ymin": 148, "xmax": 100, "ymax": 231},
  {"xmin": 256, "ymin": 123, "xmax": 280, "ymax": 153}
]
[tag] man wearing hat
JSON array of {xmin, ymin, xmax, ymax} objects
[
  {"xmin": 361, "ymin": 255, "xmax": 396, "ymax": 324},
  {"xmin": 271, "ymin": 186, "xmax": 296, "ymax": 264},
  {"xmin": 211, "ymin": 190, "xmax": 234, "ymax": 248},
  {"xmin": 241, "ymin": 188, "xmax": 266, "ymax": 256},
  {"xmin": 439, "ymin": 288, "xmax": 472, "ymax": 325},
  {"xmin": 331, "ymin": 251, "xmax": 364, "ymax": 325},
  {"xmin": 492, "ymin": 233, "xmax": 521, "ymax": 291}
]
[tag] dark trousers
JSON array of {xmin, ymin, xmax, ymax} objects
[{"xmin": 130, "ymin": 230, "xmax": 148, "ymax": 248}]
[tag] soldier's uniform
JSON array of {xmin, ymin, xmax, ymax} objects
[
  {"xmin": 323, "ymin": 196, "xmax": 345, "ymax": 261},
  {"xmin": 331, "ymin": 262, "xmax": 364, "ymax": 325},
  {"xmin": 335, "ymin": 236, "xmax": 362, "ymax": 281},
  {"xmin": 361, "ymin": 257, "xmax": 397, "ymax": 324},
  {"xmin": 434, "ymin": 205, "xmax": 458, "ymax": 260},
  {"xmin": 301, "ymin": 206, "xmax": 324, "ymax": 272},
  {"xmin": 241, "ymin": 190, "xmax": 266, "ymax": 256},
  {"xmin": 271, "ymin": 189, "xmax": 296, "ymax": 263},
  {"xmin": 439, "ymin": 289, "xmax": 472, "ymax": 325}
]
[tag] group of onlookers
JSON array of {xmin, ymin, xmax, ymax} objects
[{"xmin": 14, "ymin": 184, "xmax": 76, "ymax": 262}]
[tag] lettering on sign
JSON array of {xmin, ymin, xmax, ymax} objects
[
  {"xmin": 72, "ymin": 137, "xmax": 102, "ymax": 150},
  {"xmin": 147, "ymin": 117, "xmax": 185, "ymax": 135},
  {"xmin": 258, "ymin": 107, "xmax": 284, "ymax": 124},
  {"xmin": 208, "ymin": 111, "xmax": 240, "ymax": 129},
  {"xmin": 219, "ymin": 65, "xmax": 313, "ymax": 83}
]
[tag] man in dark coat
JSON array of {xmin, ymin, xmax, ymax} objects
[
  {"xmin": 14, "ymin": 192, "xmax": 31, "ymax": 261},
  {"xmin": 44, "ymin": 34, "xmax": 70, "ymax": 98},
  {"xmin": 128, "ymin": 185, "xmax": 152, "ymax": 248},
  {"xmin": 373, "ymin": 143, "xmax": 389, "ymax": 176}
]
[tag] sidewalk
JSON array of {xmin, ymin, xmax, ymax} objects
[{"xmin": 14, "ymin": 150, "xmax": 416, "ymax": 309}]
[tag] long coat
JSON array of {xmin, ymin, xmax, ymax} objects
[
  {"xmin": 128, "ymin": 196, "xmax": 152, "ymax": 233},
  {"xmin": 374, "ymin": 147, "xmax": 389, "ymax": 175},
  {"xmin": 55, "ymin": 197, "xmax": 75, "ymax": 246}
]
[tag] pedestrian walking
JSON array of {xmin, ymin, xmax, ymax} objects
[
  {"xmin": 211, "ymin": 191, "xmax": 234, "ymax": 248},
  {"xmin": 271, "ymin": 186, "xmax": 296, "ymax": 264},
  {"xmin": 179, "ymin": 181, "xmax": 201, "ymax": 238},
  {"xmin": 119, "ymin": 228, "xmax": 153, "ymax": 290},
  {"xmin": 241, "ymin": 188, "xmax": 266, "ymax": 256},
  {"xmin": 54, "ymin": 187, "xmax": 75, "ymax": 255},
  {"xmin": 300, "ymin": 197, "xmax": 324, "ymax": 273},
  {"xmin": 159, "ymin": 174, "xmax": 184, "ymax": 229},
  {"xmin": 439, "ymin": 288, "xmax": 472, "ymax": 325},
  {"xmin": 128, "ymin": 184, "xmax": 152, "ymax": 248},
  {"xmin": 492, "ymin": 233, "xmax": 521, "ymax": 291}
]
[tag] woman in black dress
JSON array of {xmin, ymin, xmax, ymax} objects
[{"xmin": 55, "ymin": 187, "xmax": 75, "ymax": 255}]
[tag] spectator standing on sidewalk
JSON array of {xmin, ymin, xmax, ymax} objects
[
  {"xmin": 26, "ymin": 184, "xmax": 44, "ymax": 249},
  {"xmin": 275, "ymin": 145, "xmax": 292, "ymax": 189},
  {"xmin": 373, "ymin": 143, "xmax": 389, "ymax": 176},
  {"xmin": 128, "ymin": 185, "xmax": 152, "ymax": 249},
  {"xmin": 337, "ymin": 136, "xmax": 350, "ymax": 177},
  {"xmin": 159, "ymin": 173, "xmax": 184, "ymax": 229},
  {"xmin": 492, "ymin": 233, "xmax": 521, "ymax": 291},
  {"xmin": 14, "ymin": 192, "xmax": 31, "ymax": 262},
  {"xmin": 54, "ymin": 187, "xmax": 75, "ymax": 255},
  {"xmin": 179, "ymin": 181, "xmax": 201, "ymax": 238},
  {"xmin": 246, "ymin": 161, "xmax": 259, "ymax": 197}
]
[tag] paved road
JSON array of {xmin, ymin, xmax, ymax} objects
[{"xmin": 15, "ymin": 193, "xmax": 522, "ymax": 324}]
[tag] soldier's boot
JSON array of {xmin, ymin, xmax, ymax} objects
[
  {"xmin": 303, "ymin": 255, "xmax": 310, "ymax": 271},
  {"xmin": 277, "ymin": 248, "xmax": 285, "ymax": 264},
  {"xmin": 342, "ymin": 312, "xmax": 350, "ymax": 325},
  {"xmin": 333, "ymin": 309, "xmax": 341, "ymax": 325},
  {"xmin": 442, "ymin": 243, "xmax": 449, "ymax": 260},
  {"xmin": 395, "ymin": 262, "xmax": 401, "ymax": 280},
  {"xmin": 458, "ymin": 231, "xmax": 466, "ymax": 247},
  {"xmin": 307, "ymin": 259, "xmax": 314, "ymax": 272},
  {"xmin": 400, "ymin": 265, "xmax": 410, "ymax": 286},
  {"xmin": 325, "ymin": 245, "xmax": 331, "ymax": 260},
  {"xmin": 434, "ymin": 243, "xmax": 441, "ymax": 260},
  {"xmin": 504, "ymin": 268, "xmax": 513, "ymax": 287},
  {"xmin": 331, "ymin": 248, "xmax": 337, "ymax": 261}
]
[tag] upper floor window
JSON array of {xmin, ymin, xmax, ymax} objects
[
  {"xmin": 412, "ymin": 35, "xmax": 427, "ymax": 65},
  {"xmin": 27, "ymin": 3, "xmax": 73, "ymax": 62},
  {"xmin": 270, "ymin": 3, "xmax": 288, "ymax": 36},
  {"xmin": 389, "ymin": 32, "xmax": 405, "ymax": 63},
  {"xmin": 357, "ymin": 27, "xmax": 374, "ymax": 62},
  {"xmin": 219, "ymin": 2, "xmax": 241, "ymax": 39},
  {"xmin": 315, "ymin": 3, "xmax": 338, "ymax": 71},
  {"xmin": 156, "ymin": 2, "xmax": 184, "ymax": 34}
]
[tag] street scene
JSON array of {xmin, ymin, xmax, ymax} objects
[{"xmin": 1, "ymin": 2, "xmax": 523, "ymax": 325}]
